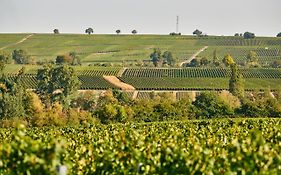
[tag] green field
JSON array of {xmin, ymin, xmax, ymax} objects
[
  {"xmin": 2, "ymin": 119, "xmax": 281, "ymax": 174},
  {"xmin": 1, "ymin": 34, "xmax": 281, "ymax": 65}
]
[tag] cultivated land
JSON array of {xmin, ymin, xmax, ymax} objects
[{"xmin": 1, "ymin": 33, "xmax": 281, "ymax": 92}]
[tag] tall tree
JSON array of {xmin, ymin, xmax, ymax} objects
[
  {"xmin": 212, "ymin": 49, "xmax": 220, "ymax": 66},
  {"xmin": 0, "ymin": 51, "xmax": 12, "ymax": 64},
  {"xmin": 150, "ymin": 48, "xmax": 162, "ymax": 67},
  {"xmin": 69, "ymin": 52, "xmax": 81, "ymax": 65},
  {"xmin": 229, "ymin": 63, "xmax": 244, "ymax": 98},
  {"xmin": 277, "ymin": 32, "xmax": 281, "ymax": 37},
  {"xmin": 85, "ymin": 28, "xmax": 94, "ymax": 35},
  {"xmin": 37, "ymin": 64, "xmax": 81, "ymax": 106}
]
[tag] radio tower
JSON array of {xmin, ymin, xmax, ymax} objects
[{"xmin": 176, "ymin": 16, "xmax": 179, "ymax": 33}]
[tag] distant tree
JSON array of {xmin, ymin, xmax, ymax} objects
[
  {"xmin": 229, "ymin": 63, "xmax": 244, "ymax": 98},
  {"xmin": 234, "ymin": 33, "xmax": 240, "ymax": 37},
  {"xmin": 162, "ymin": 51, "xmax": 176, "ymax": 66},
  {"xmin": 243, "ymin": 31, "xmax": 255, "ymax": 39},
  {"xmin": 69, "ymin": 52, "xmax": 81, "ymax": 65},
  {"xmin": 200, "ymin": 57, "xmax": 210, "ymax": 66},
  {"xmin": 277, "ymin": 32, "xmax": 281, "ymax": 37},
  {"xmin": 222, "ymin": 54, "xmax": 235, "ymax": 67},
  {"xmin": 187, "ymin": 58, "xmax": 201, "ymax": 67},
  {"xmin": 37, "ymin": 64, "xmax": 80, "ymax": 106},
  {"xmin": 193, "ymin": 92, "xmax": 233, "ymax": 118},
  {"xmin": 55, "ymin": 55, "xmax": 72, "ymax": 65},
  {"xmin": 85, "ymin": 28, "xmax": 94, "ymax": 35},
  {"xmin": 116, "ymin": 30, "xmax": 121, "ymax": 35},
  {"xmin": 12, "ymin": 49, "xmax": 32, "ymax": 64},
  {"xmin": 53, "ymin": 29, "xmax": 59, "ymax": 34},
  {"xmin": 212, "ymin": 49, "xmax": 220, "ymax": 66},
  {"xmin": 150, "ymin": 48, "xmax": 162, "ymax": 67},
  {"xmin": 246, "ymin": 51, "xmax": 258, "ymax": 63},
  {"xmin": 132, "ymin": 30, "xmax": 137, "ymax": 35},
  {"xmin": 193, "ymin": 29, "xmax": 203, "ymax": 36},
  {"xmin": 271, "ymin": 60, "xmax": 281, "ymax": 68}
]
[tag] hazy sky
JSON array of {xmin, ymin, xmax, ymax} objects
[{"xmin": 0, "ymin": 0, "xmax": 280, "ymax": 36}]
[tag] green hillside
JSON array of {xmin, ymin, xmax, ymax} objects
[{"xmin": 1, "ymin": 34, "xmax": 280, "ymax": 65}]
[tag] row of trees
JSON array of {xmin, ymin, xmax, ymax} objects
[{"xmin": 54, "ymin": 28, "xmax": 138, "ymax": 35}]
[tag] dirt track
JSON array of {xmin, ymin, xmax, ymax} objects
[
  {"xmin": 180, "ymin": 46, "xmax": 208, "ymax": 67},
  {"xmin": 103, "ymin": 76, "xmax": 135, "ymax": 90},
  {"xmin": 0, "ymin": 34, "xmax": 34, "ymax": 50}
]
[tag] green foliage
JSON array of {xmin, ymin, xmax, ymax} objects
[
  {"xmin": 116, "ymin": 29, "xmax": 121, "ymax": 34},
  {"xmin": 0, "ymin": 124, "xmax": 65, "ymax": 174},
  {"xmin": 132, "ymin": 30, "xmax": 137, "ymax": 35},
  {"xmin": 53, "ymin": 29, "xmax": 59, "ymax": 34},
  {"xmin": 12, "ymin": 49, "xmax": 33, "ymax": 64},
  {"xmin": 2, "ymin": 119, "xmax": 281, "ymax": 174},
  {"xmin": 243, "ymin": 32, "xmax": 255, "ymax": 39},
  {"xmin": 0, "ymin": 50, "xmax": 12, "ymax": 64},
  {"xmin": 222, "ymin": 54, "xmax": 235, "ymax": 67},
  {"xmin": 55, "ymin": 54, "xmax": 72, "ymax": 65},
  {"xmin": 36, "ymin": 64, "xmax": 81, "ymax": 106},
  {"xmin": 150, "ymin": 48, "xmax": 162, "ymax": 67},
  {"xmin": 162, "ymin": 51, "xmax": 176, "ymax": 66},
  {"xmin": 229, "ymin": 64, "xmax": 245, "ymax": 98},
  {"xmin": 193, "ymin": 92, "xmax": 234, "ymax": 118},
  {"xmin": 277, "ymin": 32, "xmax": 281, "ymax": 37},
  {"xmin": 193, "ymin": 29, "xmax": 203, "ymax": 36}
]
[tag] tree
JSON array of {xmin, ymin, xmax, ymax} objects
[
  {"xmin": 243, "ymin": 31, "xmax": 255, "ymax": 39},
  {"xmin": 162, "ymin": 51, "xmax": 176, "ymax": 66},
  {"xmin": 36, "ymin": 64, "xmax": 81, "ymax": 106},
  {"xmin": 53, "ymin": 29, "xmax": 59, "ymax": 34},
  {"xmin": 150, "ymin": 48, "xmax": 162, "ymax": 67},
  {"xmin": 212, "ymin": 49, "xmax": 220, "ymax": 66},
  {"xmin": 193, "ymin": 29, "xmax": 203, "ymax": 36},
  {"xmin": 247, "ymin": 51, "xmax": 258, "ymax": 63},
  {"xmin": 69, "ymin": 52, "xmax": 81, "ymax": 65},
  {"xmin": 132, "ymin": 30, "xmax": 137, "ymax": 35},
  {"xmin": 55, "ymin": 55, "xmax": 72, "ymax": 65},
  {"xmin": 193, "ymin": 92, "xmax": 233, "ymax": 118},
  {"xmin": 277, "ymin": 32, "xmax": 281, "ymax": 37},
  {"xmin": 116, "ymin": 30, "xmax": 121, "ymax": 35},
  {"xmin": 187, "ymin": 58, "xmax": 201, "ymax": 67},
  {"xmin": 234, "ymin": 33, "xmax": 240, "ymax": 37},
  {"xmin": 222, "ymin": 54, "xmax": 235, "ymax": 67},
  {"xmin": 12, "ymin": 49, "xmax": 32, "ymax": 64},
  {"xmin": 200, "ymin": 57, "xmax": 210, "ymax": 66},
  {"xmin": 229, "ymin": 64, "xmax": 244, "ymax": 98},
  {"xmin": 85, "ymin": 28, "xmax": 94, "ymax": 35}
]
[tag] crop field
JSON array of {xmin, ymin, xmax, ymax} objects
[
  {"xmin": 1, "ymin": 119, "xmax": 281, "ymax": 174},
  {"xmin": 198, "ymin": 46, "xmax": 281, "ymax": 65},
  {"xmin": 0, "ymin": 34, "xmax": 201, "ymax": 64},
  {"xmin": 1, "ymin": 34, "xmax": 280, "ymax": 65}
]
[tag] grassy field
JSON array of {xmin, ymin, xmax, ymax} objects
[
  {"xmin": 1, "ymin": 34, "xmax": 280, "ymax": 65},
  {"xmin": 0, "ymin": 34, "xmax": 201, "ymax": 64}
]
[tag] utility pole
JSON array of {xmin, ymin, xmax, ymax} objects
[{"xmin": 176, "ymin": 16, "xmax": 179, "ymax": 33}]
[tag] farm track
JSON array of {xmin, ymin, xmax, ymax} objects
[
  {"xmin": 103, "ymin": 76, "xmax": 135, "ymax": 90},
  {"xmin": 180, "ymin": 46, "xmax": 209, "ymax": 67},
  {"xmin": 0, "ymin": 34, "xmax": 34, "ymax": 50}
]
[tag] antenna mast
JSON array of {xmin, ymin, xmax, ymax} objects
[{"xmin": 176, "ymin": 16, "xmax": 179, "ymax": 33}]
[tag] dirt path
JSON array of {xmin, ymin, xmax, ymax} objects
[
  {"xmin": 180, "ymin": 46, "xmax": 208, "ymax": 67},
  {"xmin": 0, "ymin": 34, "xmax": 34, "ymax": 50},
  {"xmin": 103, "ymin": 76, "xmax": 135, "ymax": 90}
]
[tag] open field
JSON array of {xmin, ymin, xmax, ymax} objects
[
  {"xmin": 1, "ymin": 34, "xmax": 281, "ymax": 65},
  {"xmin": 2, "ymin": 119, "xmax": 281, "ymax": 174}
]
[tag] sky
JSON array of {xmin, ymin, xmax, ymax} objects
[{"xmin": 0, "ymin": 0, "xmax": 280, "ymax": 36}]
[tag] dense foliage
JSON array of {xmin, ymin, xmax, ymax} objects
[{"xmin": 2, "ymin": 119, "xmax": 281, "ymax": 174}]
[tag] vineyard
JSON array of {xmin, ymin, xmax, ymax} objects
[
  {"xmin": 198, "ymin": 46, "xmax": 281, "ymax": 65},
  {"xmin": 1, "ymin": 119, "xmax": 281, "ymax": 174}
]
